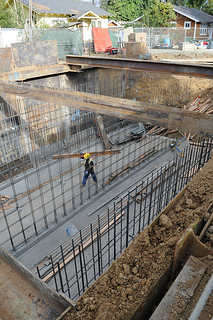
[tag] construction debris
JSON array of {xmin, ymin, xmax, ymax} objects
[{"xmin": 146, "ymin": 96, "xmax": 213, "ymax": 141}]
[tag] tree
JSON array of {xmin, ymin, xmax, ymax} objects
[
  {"xmin": 171, "ymin": 0, "xmax": 207, "ymax": 10},
  {"xmin": 144, "ymin": 2, "xmax": 176, "ymax": 27},
  {"xmin": 0, "ymin": 0, "xmax": 13, "ymax": 27},
  {"xmin": 102, "ymin": 0, "xmax": 146, "ymax": 22},
  {"xmin": 9, "ymin": 1, "xmax": 26, "ymax": 28},
  {"xmin": 202, "ymin": 0, "xmax": 213, "ymax": 15},
  {"xmin": 0, "ymin": 0, "xmax": 26, "ymax": 28}
]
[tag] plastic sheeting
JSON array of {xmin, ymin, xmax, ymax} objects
[
  {"xmin": 109, "ymin": 30, "xmax": 118, "ymax": 48},
  {"xmin": 40, "ymin": 29, "xmax": 83, "ymax": 60},
  {"xmin": 92, "ymin": 27, "xmax": 112, "ymax": 52}
]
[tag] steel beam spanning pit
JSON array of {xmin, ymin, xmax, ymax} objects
[{"xmin": 66, "ymin": 55, "xmax": 213, "ymax": 78}]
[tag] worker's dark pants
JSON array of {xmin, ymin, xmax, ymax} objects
[{"xmin": 82, "ymin": 170, "xmax": 97, "ymax": 186}]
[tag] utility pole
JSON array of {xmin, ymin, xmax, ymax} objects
[
  {"xmin": 13, "ymin": 0, "xmax": 17, "ymax": 11},
  {"xmin": 29, "ymin": 0, "xmax": 32, "ymax": 41}
]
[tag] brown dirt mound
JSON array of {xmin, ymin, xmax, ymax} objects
[{"xmin": 128, "ymin": 71, "xmax": 213, "ymax": 106}]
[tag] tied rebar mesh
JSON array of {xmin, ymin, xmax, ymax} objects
[
  {"xmin": 35, "ymin": 138, "xmax": 212, "ymax": 300},
  {"xmin": 0, "ymin": 72, "xmax": 197, "ymax": 254},
  {"xmin": 0, "ymin": 105, "xmax": 172, "ymax": 253}
]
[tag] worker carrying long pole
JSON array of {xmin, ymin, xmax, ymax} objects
[{"xmin": 81, "ymin": 153, "xmax": 97, "ymax": 186}]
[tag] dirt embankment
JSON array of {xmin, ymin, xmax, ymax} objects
[
  {"xmin": 150, "ymin": 50, "xmax": 213, "ymax": 61},
  {"xmin": 125, "ymin": 50, "xmax": 213, "ymax": 106},
  {"xmin": 62, "ymin": 154, "xmax": 213, "ymax": 320}
]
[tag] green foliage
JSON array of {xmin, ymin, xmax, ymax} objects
[
  {"xmin": 171, "ymin": 0, "xmax": 207, "ymax": 10},
  {"xmin": 1, "ymin": 1, "xmax": 26, "ymax": 28},
  {"xmin": 52, "ymin": 19, "xmax": 69, "ymax": 29},
  {"xmin": 9, "ymin": 2, "xmax": 26, "ymax": 28},
  {"xmin": 36, "ymin": 20, "xmax": 51, "ymax": 29},
  {"xmin": 144, "ymin": 2, "xmax": 176, "ymax": 27},
  {"xmin": 100, "ymin": 0, "xmax": 109, "ymax": 10},
  {"xmin": 0, "ymin": 0, "xmax": 13, "ymax": 27},
  {"xmin": 202, "ymin": 0, "xmax": 213, "ymax": 15},
  {"xmin": 103, "ymin": 0, "xmax": 146, "ymax": 22}
]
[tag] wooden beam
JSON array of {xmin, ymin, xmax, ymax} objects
[
  {"xmin": 52, "ymin": 149, "xmax": 121, "ymax": 160},
  {"xmin": 0, "ymin": 64, "xmax": 74, "ymax": 82},
  {"xmin": 96, "ymin": 115, "xmax": 111, "ymax": 149},
  {"xmin": 0, "ymin": 81, "xmax": 212, "ymax": 139}
]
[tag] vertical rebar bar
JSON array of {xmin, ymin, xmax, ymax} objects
[
  {"xmin": 79, "ymin": 229, "xmax": 89, "ymax": 288},
  {"xmin": 147, "ymin": 175, "xmax": 153, "ymax": 225},
  {"xmin": 97, "ymin": 228, "xmax": 101, "ymax": 276},
  {"xmin": 72, "ymin": 239, "xmax": 80, "ymax": 297},
  {"xmin": 107, "ymin": 208, "xmax": 110, "ymax": 266},
  {"xmin": 114, "ymin": 204, "xmax": 116, "ymax": 261},
  {"xmin": 126, "ymin": 193, "xmax": 130, "ymax": 248},
  {"xmin": 60, "ymin": 245, "xmax": 71, "ymax": 298},
  {"xmin": 90, "ymin": 223, "xmax": 96, "ymax": 281},
  {"xmin": 120, "ymin": 198, "xmax": 123, "ymax": 253},
  {"xmin": 78, "ymin": 244, "xmax": 85, "ymax": 293},
  {"xmin": 98, "ymin": 215, "xmax": 103, "ymax": 273},
  {"xmin": 57, "ymin": 262, "xmax": 64, "ymax": 293},
  {"xmin": 50, "ymin": 255, "xmax": 58, "ymax": 292}
]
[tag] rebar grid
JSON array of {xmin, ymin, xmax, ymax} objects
[
  {"xmin": 0, "ymin": 74, "xmax": 206, "ymax": 254},
  {"xmin": 0, "ymin": 96, "xmax": 172, "ymax": 253},
  {"xmin": 35, "ymin": 138, "xmax": 212, "ymax": 300}
]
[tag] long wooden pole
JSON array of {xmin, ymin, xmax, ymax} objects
[{"xmin": 52, "ymin": 149, "xmax": 121, "ymax": 160}]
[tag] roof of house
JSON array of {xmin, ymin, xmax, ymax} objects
[
  {"xmin": 20, "ymin": 0, "xmax": 113, "ymax": 17},
  {"xmin": 108, "ymin": 20, "xmax": 122, "ymax": 27},
  {"xmin": 173, "ymin": 5, "xmax": 213, "ymax": 23}
]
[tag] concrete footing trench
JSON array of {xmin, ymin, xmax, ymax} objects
[
  {"xmin": 0, "ymin": 41, "xmax": 213, "ymax": 320},
  {"xmin": 56, "ymin": 155, "xmax": 213, "ymax": 320}
]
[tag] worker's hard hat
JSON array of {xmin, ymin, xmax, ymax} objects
[{"xmin": 84, "ymin": 153, "xmax": 91, "ymax": 159}]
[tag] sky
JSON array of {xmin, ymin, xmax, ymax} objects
[{"xmin": 82, "ymin": 0, "xmax": 101, "ymax": 7}]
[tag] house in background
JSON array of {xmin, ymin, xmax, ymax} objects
[
  {"xmin": 173, "ymin": 5, "xmax": 213, "ymax": 39},
  {"xmin": 108, "ymin": 20, "xmax": 122, "ymax": 30},
  {"xmin": 4, "ymin": 0, "xmax": 113, "ymax": 43}
]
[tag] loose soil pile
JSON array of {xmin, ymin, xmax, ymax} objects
[
  {"xmin": 134, "ymin": 72, "xmax": 213, "ymax": 106},
  {"xmin": 126, "ymin": 50, "xmax": 213, "ymax": 106}
]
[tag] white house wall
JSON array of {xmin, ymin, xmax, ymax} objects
[
  {"xmin": 37, "ymin": 16, "xmax": 68, "ymax": 27},
  {"xmin": 82, "ymin": 19, "xmax": 92, "ymax": 42},
  {"xmin": 101, "ymin": 18, "xmax": 108, "ymax": 28},
  {"xmin": 0, "ymin": 29, "xmax": 24, "ymax": 47}
]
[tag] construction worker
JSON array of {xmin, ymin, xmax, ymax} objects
[{"xmin": 81, "ymin": 153, "xmax": 97, "ymax": 186}]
